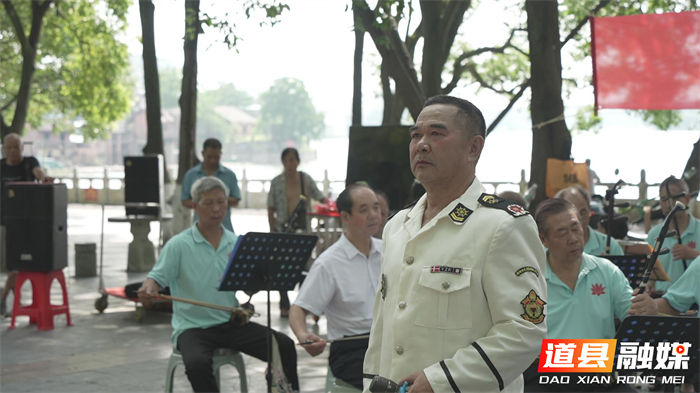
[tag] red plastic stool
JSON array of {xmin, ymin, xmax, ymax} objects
[{"xmin": 9, "ymin": 270, "xmax": 73, "ymax": 331}]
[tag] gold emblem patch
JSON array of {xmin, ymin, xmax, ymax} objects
[
  {"xmin": 515, "ymin": 266, "xmax": 540, "ymax": 277},
  {"xmin": 449, "ymin": 203, "xmax": 473, "ymax": 225},
  {"xmin": 8, "ymin": 190, "xmax": 15, "ymax": 198},
  {"xmin": 481, "ymin": 195, "xmax": 498, "ymax": 204},
  {"xmin": 520, "ymin": 290, "xmax": 546, "ymax": 324},
  {"xmin": 479, "ymin": 193, "xmax": 504, "ymax": 205}
]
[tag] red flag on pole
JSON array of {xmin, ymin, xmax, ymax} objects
[{"xmin": 591, "ymin": 11, "xmax": 700, "ymax": 110}]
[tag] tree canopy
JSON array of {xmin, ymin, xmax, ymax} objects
[
  {"xmin": 257, "ymin": 77, "xmax": 324, "ymax": 145},
  {"xmin": 0, "ymin": 0, "xmax": 133, "ymax": 139}
]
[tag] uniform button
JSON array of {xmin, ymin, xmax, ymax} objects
[
  {"xmin": 398, "ymin": 301, "xmax": 406, "ymax": 309},
  {"xmin": 442, "ymin": 281, "xmax": 450, "ymax": 290},
  {"xmin": 405, "ymin": 256, "xmax": 414, "ymax": 265},
  {"xmin": 396, "ymin": 346, "xmax": 404, "ymax": 355}
]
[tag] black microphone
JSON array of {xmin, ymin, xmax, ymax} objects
[{"xmin": 369, "ymin": 376, "xmax": 407, "ymax": 393}]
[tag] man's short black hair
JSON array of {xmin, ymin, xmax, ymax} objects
[
  {"xmin": 337, "ymin": 183, "xmax": 371, "ymax": 215},
  {"xmin": 424, "ymin": 95, "xmax": 486, "ymax": 137},
  {"xmin": 660, "ymin": 175, "xmax": 689, "ymax": 195},
  {"xmin": 534, "ymin": 198, "xmax": 578, "ymax": 235},
  {"xmin": 203, "ymin": 138, "xmax": 222, "ymax": 151},
  {"xmin": 281, "ymin": 147, "xmax": 300, "ymax": 162}
]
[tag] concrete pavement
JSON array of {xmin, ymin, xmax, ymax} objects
[{"xmin": 0, "ymin": 205, "xmax": 329, "ymax": 392}]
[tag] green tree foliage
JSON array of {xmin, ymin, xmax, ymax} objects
[
  {"xmin": 257, "ymin": 77, "xmax": 324, "ymax": 144},
  {"xmin": 0, "ymin": 0, "xmax": 133, "ymax": 139},
  {"xmin": 158, "ymin": 67, "xmax": 182, "ymax": 109},
  {"xmin": 158, "ymin": 66, "xmax": 254, "ymax": 145}
]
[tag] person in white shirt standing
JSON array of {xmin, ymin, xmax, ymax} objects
[{"xmin": 289, "ymin": 183, "xmax": 383, "ymax": 389}]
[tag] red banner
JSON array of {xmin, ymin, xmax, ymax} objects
[{"xmin": 591, "ymin": 11, "xmax": 700, "ymax": 110}]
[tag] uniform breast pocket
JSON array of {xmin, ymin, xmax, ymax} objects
[{"xmin": 414, "ymin": 267, "xmax": 472, "ymax": 329}]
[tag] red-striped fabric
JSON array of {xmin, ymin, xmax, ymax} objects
[{"xmin": 591, "ymin": 11, "xmax": 700, "ymax": 110}]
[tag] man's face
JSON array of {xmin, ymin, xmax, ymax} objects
[
  {"xmin": 202, "ymin": 148, "xmax": 221, "ymax": 169},
  {"xmin": 3, "ymin": 137, "xmax": 23, "ymax": 162},
  {"xmin": 282, "ymin": 153, "xmax": 299, "ymax": 173},
  {"xmin": 342, "ymin": 188, "xmax": 381, "ymax": 238},
  {"xmin": 194, "ymin": 188, "xmax": 227, "ymax": 227},
  {"xmin": 561, "ymin": 192, "xmax": 591, "ymax": 229},
  {"xmin": 659, "ymin": 184, "xmax": 689, "ymax": 216},
  {"xmin": 540, "ymin": 210, "xmax": 585, "ymax": 263},
  {"xmin": 409, "ymin": 104, "xmax": 481, "ymax": 186},
  {"xmin": 376, "ymin": 194, "xmax": 389, "ymax": 237}
]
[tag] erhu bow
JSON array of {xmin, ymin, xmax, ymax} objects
[{"xmin": 638, "ymin": 201, "xmax": 686, "ymax": 291}]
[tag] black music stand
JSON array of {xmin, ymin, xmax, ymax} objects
[
  {"xmin": 604, "ymin": 255, "xmax": 649, "ymax": 288},
  {"xmin": 219, "ymin": 232, "xmax": 318, "ymax": 393},
  {"xmin": 614, "ymin": 316, "xmax": 699, "ymax": 389}
]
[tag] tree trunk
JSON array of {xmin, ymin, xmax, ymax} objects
[
  {"xmin": 419, "ymin": 0, "xmax": 471, "ymax": 98},
  {"xmin": 351, "ymin": 2, "xmax": 364, "ymax": 126},
  {"xmin": 526, "ymin": 0, "xmax": 572, "ymax": 211},
  {"xmin": 0, "ymin": 1, "xmax": 53, "ymax": 138},
  {"xmin": 176, "ymin": 0, "xmax": 200, "ymax": 184},
  {"xmin": 682, "ymin": 136, "xmax": 699, "ymax": 194},
  {"xmin": 139, "ymin": 0, "xmax": 169, "ymax": 184},
  {"xmin": 356, "ymin": 0, "xmax": 424, "ymax": 120},
  {"xmin": 380, "ymin": 64, "xmax": 394, "ymax": 125}
]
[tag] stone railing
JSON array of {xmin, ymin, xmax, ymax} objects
[
  {"xmin": 52, "ymin": 168, "xmax": 345, "ymax": 208},
  {"xmin": 52, "ymin": 168, "xmax": 664, "ymax": 209}
]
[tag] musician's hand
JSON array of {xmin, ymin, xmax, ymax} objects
[
  {"xmin": 399, "ymin": 370, "xmax": 434, "ymax": 393},
  {"xmin": 644, "ymin": 280, "xmax": 656, "ymax": 295},
  {"xmin": 138, "ymin": 278, "xmax": 162, "ymax": 307},
  {"xmin": 628, "ymin": 289, "xmax": 658, "ymax": 316},
  {"xmin": 42, "ymin": 176, "xmax": 55, "ymax": 183},
  {"xmin": 298, "ymin": 333, "xmax": 326, "ymax": 357},
  {"xmin": 672, "ymin": 244, "xmax": 700, "ymax": 261}
]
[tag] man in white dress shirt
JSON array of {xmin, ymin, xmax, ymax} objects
[{"xmin": 289, "ymin": 184, "xmax": 383, "ymax": 389}]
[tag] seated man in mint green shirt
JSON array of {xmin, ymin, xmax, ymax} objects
[
  {"xmin": 656, "ymin": 255, "xmax": 700, "ymax": 314},
  {"xmin": 523, "ymin": 198, "xmax": 657, "ymax": 392},
  {"xmin": 534, "ymin": 198, "xmax": 657, "ymax": 340},
  {"xmin": 140, "ymin": 177, "xmax": 298, "ymax": 393},
  {"xmin": 181, "ymin": 138, "xmax": 241, "ymax": 233},
  {"xmin": 555, "ymin": 185, "xmax": 624, "ymax": 257},
  {"xmin": 645, "ymin": 176, "xmax": 699, "ymax": 293}
]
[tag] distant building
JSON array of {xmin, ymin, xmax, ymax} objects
[{"xmin": 17, "ymin": 103, "xmax": 259, "ymax": 168}]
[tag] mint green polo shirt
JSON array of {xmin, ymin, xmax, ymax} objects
[
  {"xmin": 147, "ymin": 224, "xmax": 239, "ymax": 345},
  {"xmin": 662, "ymin": 255, "xmax": 700, "ymax": 312},
  {"xmin": 546, "ymin": 253, "xmax": 633, "ymax": 340},
  {"xmin": 181, "ymin": 163, "xmax": 242, "ymax": 233},
  {"xmin": 646, "ymin": 215, "xmax": 700, "ymax": 292},
  {"xmin": 584, "ymin": 226, "xmax": 624, "ymax": 256}
]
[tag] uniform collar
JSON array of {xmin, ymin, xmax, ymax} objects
[
  {"xmin": 404, "ymin": 177, "xmax": 484, "ymax": 231},
  {"xmin": 338, "ymin": 233, "xmax": 380, "ymax": 260}
]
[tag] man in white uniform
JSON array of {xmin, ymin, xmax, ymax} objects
[
  {"xmin": 363, "ymin": 95, "xmax": 547, "ymax": 392},
  {"xmin": 290, "ymin": 184, "xmax": 382, "ymax": 389}
]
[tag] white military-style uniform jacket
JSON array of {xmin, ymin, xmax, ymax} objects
[{"xmin": 363, "ymin": 177, "xmax": 547, "ymax": 392}]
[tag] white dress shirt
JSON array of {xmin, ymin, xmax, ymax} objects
[{"xmin": 294, "ymin": 234, "xmax": 382, "ymax": 340}]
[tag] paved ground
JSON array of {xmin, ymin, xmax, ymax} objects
[{"xmin": 0, "ymin": 205, "xmax": 330, "ymax": 392}]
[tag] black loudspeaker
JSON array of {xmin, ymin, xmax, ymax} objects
[
  {"xmin": 346, "ymin": 126, "xmax": 414, "ymax": 211},
  {"xmin": 124, "ymin": 155, "xmax": 164, "ymax": 217},
  {"xmin": 6, "ymin": 183, "xmax": 68, "ymax": 272}
]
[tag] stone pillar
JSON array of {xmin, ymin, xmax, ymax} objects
[{"xmin": 127, "ymin": 219, "xmax": 156, "ymax": 272}]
